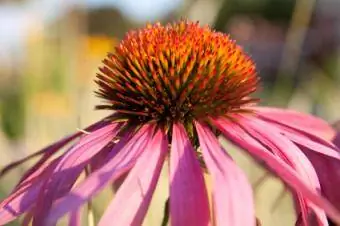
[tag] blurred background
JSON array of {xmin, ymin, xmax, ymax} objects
[{"xmin": 1, "ymin": 0, "xmax": 340, "ymax": 225}]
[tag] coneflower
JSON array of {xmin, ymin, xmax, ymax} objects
[{"xmin": 1, "ymin": 20, "xmax": 340, "ymax": 226}]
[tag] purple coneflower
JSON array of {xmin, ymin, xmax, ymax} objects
[{"xmin": 1, "ymin": 20, "xmax": 340, "ymax": 226}]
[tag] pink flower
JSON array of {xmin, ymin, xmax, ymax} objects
[{"xmin": 1, "ymin": 20, "xmax": 340, "ymax": 226}]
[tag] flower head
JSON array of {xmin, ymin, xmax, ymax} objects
[
  {"xmin": 1, "ymin": 20, "xmax": 340, "ymax": 226},
  {"xmin": 96, "ymin": 21, "xmax": 258, "ymax": 125}
]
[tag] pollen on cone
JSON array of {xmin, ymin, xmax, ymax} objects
[{"xmin": 95, "ymin": 20, "xmax": 259, "ymax": 124}]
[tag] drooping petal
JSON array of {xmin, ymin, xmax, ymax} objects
[
  {"xmin": 0, "ymin": 118, "xmax": 114, "ymax": 222},
  {"xmin": 0, "ymin": 117, "xmax": 112, "ymax": 180},
  {"xmin": 52, "ymin": 123, "xmax": 121, "ymax": 177},
  {"xmin": 299, "ymin": 148, "xmax": 340, "ymax": 212},
  {"xmin": 277, "ymin": 126, "xmax": 340, "ymax": 159},
  {"xmin": 31, "ymin": 123, "xmax": 121, "ymax": 225},
  {"xmin": 69, "ymin": 208, "xmax": 82, "ymax": 226},
  {"xmin": 252, "ymin": 107, "xmax": 335, "ymax": 141},
  {"xmin": 195, "ymin": 121, "xmax": 255, "ymax": 226},
  {"xmin": 1, "ymin": 154, "xmax": 61, "ymax": 206},
  {"xmin": 265, "ymin": 119, "xmax": 340, "ymax": 212},
  {"xmin": 46, "ymin": 124, "xmax": 155, "ymax": 224},
  {"xmin": 0, "ymin": 133, "xmax": 78, "ymax": 179},
  {"xmin": 264, "ymin": 119, "xmax": 338, "ymax": 153},
  {"xmin": 333, "ymin": 132, "xmax": 340, "ymax": 148},
  {"xmin": 213, "ymin": 117, "xmax": 340, "ymax": 224},
  {"xmin": 0, "ymin": 187, "xmax": 38, "ymax": 225},
  {"xmin": 170, "ymin": 123, "xmax": 210, "ymax": 226},
  {"xmin": 0, "ymin": 157, "xmax": 60, "ymax": 225},
  {"xmin": 98, "ymin": 128, "xmax": 168, "ymax": 226},
  {"xmin": 237, "ymin": 116, "xmax": 327, "ymax": 225},
  {"xmin": 90, "ymin": 129, "xmax": 133, "ymax": 172}
]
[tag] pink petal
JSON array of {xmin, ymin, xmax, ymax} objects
[
  {"xmin": 1, "ymin": 155, "xmax": 61, "ymax": 207},
  {"xmin": 0, "ymin": 119, "xmax": 114, "ymax": 225},
  {"xmin": 265, "ymin": 120, "xmax": 340, "ymax": 212},
  {"xmin": 213, "ymin": 117, "xmax": 340, "ymax": 224},
  {"xmin": 170, "ymin": 123, "xmax": 210, "ymax": 226},
  {"xmin": 0, "ymin": 188, "xmax": 39, "ymax": 225},
  {"xmin": 0, "ymin": 132, "xmax": 78, "ymax": 180},
  {"xmin": 46, "ymin": 124, "xmax": 155, "ymax": 224},
  {"xmin": 1, "ymin": 117, "xmax": 111, "ymax": 181},
  {"xmin": 6, "ymin": 119, "xmax": 114, "ymax": 212},
  {"xmin": 300, "ymin": 148, "xmax": 340, "ymax": 212},
  {"xmin": 294, "ymin": 196, "xmax": 312, "ymax": 226},
  {"xmin": 195, "ymin": 121, "xmax": 255, "ymax": 226},
  {"xmin": 237, "ymin": 117, "xmax": 327, "ymax": 225},
  {"xmin": 32, "ymin": 123, "xmax": 121, "ymax": 225},
  {"xmin": 252, "ymin": 107, "xmax": 335, "ymax": 141},
  {"xmin": 261, "ymin": 112, "xmax": 339, "ymax": 150},
  {"xmin": 52, "ymin": 123, "xmax": 121, "ymax": 175},
  {"xmin": 11, "ymin": 149, "xmax": 71, "ymax": 195},
  {"xmin": 69, "ymin": 208, "xmax": 82, "ymax": 226},
  {"xmin": 98, "ymin": 128, "xmax": 168, "ymax": 226},
  {"xmin": 277, "ymin": 125, "xmax": 340, "ymax": 158},
  {"xmin": 0, "ymin": 158, "xmax": 60, "ymax": 225},
  {"xmin": 333, "ymin": 132, "xmax": 340, "ymax": 148},
  {"xmin": 90, "ymin": 130, "xmax": 133, "ymax": 172}
]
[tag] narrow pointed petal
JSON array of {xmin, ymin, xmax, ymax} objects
[
  {"xmin": 69, "ymin": 208, "xmax": 82, "ymax": 226},
  {"xmin": 170, "ymin": 123, "xmax": 210, "ymax": 226},
  {"xmin": 1, "ymin": 155, "xmax": 61, "ymax": 207},
  {"xmin": 333, "ymin": 132, "xmax": 340, "ymax": 148},
  {"xmin": 265, "ymin": 118, "xmax": 338, "ymax": 151},
  {"xmin": 0, "ymin": 186, "xmax": 39, "ymax": 225},
  {"xmin": 195, "ymin": 121, "xmax": 255, "ymax": 226},
  {"xmin": 294, "ymin": 197, "xmax": 312, "ymax": 226},
  {"xmin": 213, "ymin": 118, "xmax": 340, "ymax": 224},
  {"xmin": 252, "ymin": 107, "xmax": 335, "ymax": 141},
  {"xmin": 32, "ymin": 123, "xmax": 121, "ymax": 225},
  {"xmin": 237, "ymin": 117, "xmax": 327, "ymax": 225},
  {"xmin": 300, "ymin": 148, "xmax": 340, "ymax": 212},
  {"xmin": 0, "ymin": 133, "xmax": 78, "ymax": 179},
  {"xmin": 90, "ymin": 129, "xmax": 134, "ymax": 174},
  {"xmin": 98, "ymin": 128, "xmax": 168, "ymax": 226},
  {"xmin": 46, "ymin": 124, "xmax": 155, "ymax": 224},
  {"xmin": 1, "ymin": 118, "xmax": 115, "ymax": 216},
  {"xmin": 277, "ymin": 126, "xmax": 340, "ymax": 159},
  {"xmin": 262, "ymin": 119, "xmax": 340, "ymax": 212},
  {"xmin": 52, "ymin": 123, "xmax": 120, "ymax": 176},
  {"xmin": 0, "ymin": 118, "xmax": 112, "ymax": 180},
  {"xmin": 0, "ymin": 158, "xmax": 60, "ymax": 225}
]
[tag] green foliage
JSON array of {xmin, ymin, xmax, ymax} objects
[{"xmin": 0, "ymin": 87, "xmax": 25, "ymax": 140}]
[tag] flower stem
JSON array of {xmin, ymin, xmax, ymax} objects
[{"xmin": 85, "ymin": 166, "xmax": 95, "ymax": 226}]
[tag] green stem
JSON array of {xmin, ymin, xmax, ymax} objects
[{"xmin": 85, "ymin": 167, "xmax": 95, "ymax": 226}]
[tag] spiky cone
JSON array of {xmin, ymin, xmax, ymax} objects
[{"xmin": 1, "ymin": 20, "xmax": 340, "ymax": 226}]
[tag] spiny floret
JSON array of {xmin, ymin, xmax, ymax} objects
[{"xmin": 95, "ymin": 20, "xmax": 259, "ymax": 123}]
